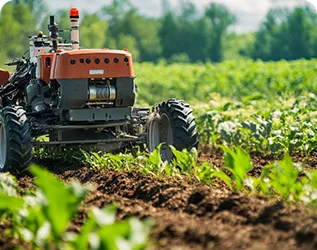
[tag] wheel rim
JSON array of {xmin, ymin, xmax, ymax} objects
[
  {"xmin": 148, "ymin": 113, "xmax": 173, "ymax": 158},
  {"xmin": 0, "ymin": 120, "xmax": 7, "ymax": 169}
]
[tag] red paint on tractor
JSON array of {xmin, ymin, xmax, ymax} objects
[
  {"xmin": 50, "ymin": 49, "xmax": 134, "ymax": 79},
  {"xmin": 0, "ymin": 69, "xmax": 10, "ymax": 86}
]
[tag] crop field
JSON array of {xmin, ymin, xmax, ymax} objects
[{"xmin": 2, "ymin": 60, "xmax": 317, "ymax": 249}]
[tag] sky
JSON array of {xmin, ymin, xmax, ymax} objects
[{"xmin": 44, "ymin": 0, "xmax": 315, "ymax": 33}]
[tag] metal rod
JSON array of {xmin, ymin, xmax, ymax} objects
[
  {"xmin": 33, "ymin": 121, "xmax": 130, "ymax": 131},
  {"xmin": 32, "ymin": 137, "xmax": 143, "ymax": 146}
]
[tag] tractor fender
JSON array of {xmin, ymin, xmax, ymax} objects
[{"xmin": 0, "ymin": 69, "xmax": 10, "ymax": 86}]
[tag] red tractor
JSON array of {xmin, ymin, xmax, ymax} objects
[{"xmin": 0, "ymin": 8, "xmax": 198, "ymax": 174}]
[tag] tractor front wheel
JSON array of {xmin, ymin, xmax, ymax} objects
[
  {"xmin": 147, "ymin": 99, "xmax": 199, "ymax": 160},
  {"xmin": 0, "ymin": 106, "xmax": 32, "ymax": 175}
]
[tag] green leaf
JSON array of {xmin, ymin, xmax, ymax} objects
[
  {"xmin": 0, "ymin": 173, "xmax": 18, "ymax": 196},
  {"xmin": 74, "ymin": 212, "xmax": 99, "ymax": 250},
  {"xmin": 306, "ymin": 169, "xmax": 317, "ymax": 189},
  {"xmin": 31, "ymin": 165, "xmax": 88, "ymax": 240},
  {"xmin": 268, "ymin": 153, "xmax": 300, "ymax": 201},
  {"xmin": 212, "ymin": 170, "xmax": 232, "ymax": 189},
  {"xmin": 98, "ymin": 221, "xmax": 131, "ymax": 250},
  {"xmin": 0, "ymin": 192, "xmax": 24, "ymax": 212},
  {"xmin": 149, "ymin": 144, "xmax": 162, "ymax": 168},
  {"xmin": 223, "ymin": 102, "xmax": 231, "ymax": 111},
  {"xmin": 221, "ymin": 146, "xmax": 253, "ymax": 191}
]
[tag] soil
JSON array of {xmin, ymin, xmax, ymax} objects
[{"xmin": 2, "ymin": 147, "xmax": 317, "ymax": 250}]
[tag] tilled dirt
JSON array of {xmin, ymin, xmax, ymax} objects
[{"xmin": 2, "ymin": 149, "xmax": 317, "ymax": 250}]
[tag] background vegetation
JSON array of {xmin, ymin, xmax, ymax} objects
[{"xmin": 1, "ymin": 0, "xmax": 317, "ymax": 65}]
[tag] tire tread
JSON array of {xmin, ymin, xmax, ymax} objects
[
  {"xmin": 156, "ymin": 99, "xmax": 199, "ymax": 151},
  {"xmin": 0, "ymin": 106, "xmax": 32, "ymax": 175}
]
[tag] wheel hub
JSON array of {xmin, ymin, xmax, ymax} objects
[
  {"xmin": 148, "ymin": 114, "xmax": 173, "ymax": 151},
  {"xmin": 147, "ymin": 113, "xmax": 173, "ymax": 161}
]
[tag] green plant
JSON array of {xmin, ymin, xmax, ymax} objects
[
  {"xmin": 33, "ymin": 146, "xmax": 84, "ymax": 165},
  {"xmin": 71, "ymin": 205, "xmax": 152, "ymax": 250},
  {"xmin": 221, "ymin": 146, "xmax": 253, "ymax": 191},
  {"xmin": 254, "ymin": 154, "xmax": 308, "ymax": 201},
  {"xmin": 0, "ymin": 166, "xmax": 151, "ymax": 249},
  {"xmin": 81, "ymin": 145, "xmax": 317, "ymax": 208},
  {"xmin": 302, "ymin": 170, "xmax": 317, "ymax": 208},
  {"xmin": 0, "ymin": 173, "xmax": 24, "ymax": 219}
]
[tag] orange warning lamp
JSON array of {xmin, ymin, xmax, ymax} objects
[{"xmin": 70, "ymin": 8, "xmax": 79, "ymax": 18}]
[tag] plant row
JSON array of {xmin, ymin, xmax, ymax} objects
[
  {"xmin": 197, "ymin": 93, "xmax": 317, "ymax": 155},
  {"xmin": 82, "ymin": 146, "xmax": 317, "ymax": 207},
  {"xmin": 0, "ymin": 166, "xmax": 151, "ymax": 250}
]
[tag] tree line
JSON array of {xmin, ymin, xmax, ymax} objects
[{"xmin": 0, "ymin": 0, "xmax": 317, "ymax": 64}]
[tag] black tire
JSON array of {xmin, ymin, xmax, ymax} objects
[
  {"xmin": 0, "ymin": 106, "xmax": 32, "ymax": 175},
  {"xmin": 147, "ymin": 99, "xmax": 199, "ymax": 155}
]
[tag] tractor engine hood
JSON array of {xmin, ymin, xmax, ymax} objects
[{"xmin": 50, "ymin": 49, "xmax": 134, "ymax": 79}]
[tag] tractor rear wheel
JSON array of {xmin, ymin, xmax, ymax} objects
[
  {"xmin": 147, "ymin": 99, "xmax": 199, "ymax": 160},
  {"xmin": 0, "ymin": 106, "xmax": 32, "ymax": 175}
]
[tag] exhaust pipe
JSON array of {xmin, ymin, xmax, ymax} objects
[
  {"xmin": 49, "ymin": 15, "xmax": 58, "ymax": 51},
  {"xmin": 70, "ymin": 8, "xmax": 80, "ymax": 50}
]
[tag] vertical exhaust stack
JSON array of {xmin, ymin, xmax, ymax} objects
[
  {"xmin": 70, "ymin": 8, "xmax": 80, "ymax": 50},
  {"xmin": 49, "ymin": 16, "xmax": 59, "ymax": 51}
]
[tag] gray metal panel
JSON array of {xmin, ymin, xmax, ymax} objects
[
  {"xmin": 57, "ymin": 79, "xmax": 88, "ymax": 109},
  {"xmin": 66, "ymin": 107, "xmax": 132, "ymax": 122},
  {"xmin": 115, "ymin": 78, "xmax": 135, "ymax": 107}
]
